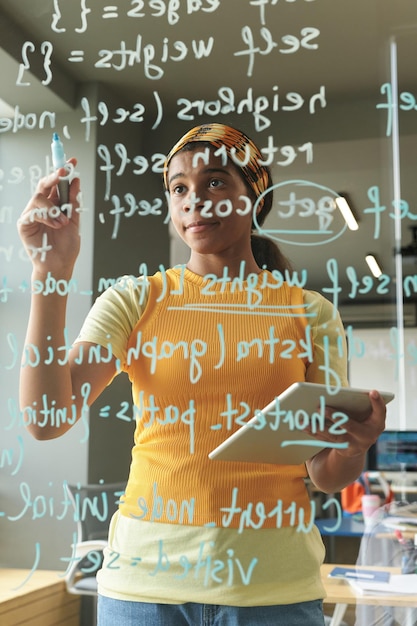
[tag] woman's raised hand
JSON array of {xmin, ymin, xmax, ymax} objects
[{"xmin": 17, "ymin": 157, "xmax": 81, "ymax": 277}]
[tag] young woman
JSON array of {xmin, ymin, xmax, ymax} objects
[{"xmin": 18, "ymin": 123, "xmax": 386, "ymax": 625}]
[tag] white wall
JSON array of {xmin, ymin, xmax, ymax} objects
[
  {"xmin": 0, "ymin": 103, "xmax": 96, "ymax": 569},
  {"xmin": 349, "ymin": 328, "xmax": 417, "ymax": 430}
]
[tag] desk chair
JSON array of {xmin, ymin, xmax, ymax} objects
[{"xmin": 64, "ymin": 482, "xmax": 126, "ymax": 626}]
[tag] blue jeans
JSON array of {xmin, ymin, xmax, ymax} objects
[{"xmin": 97, "ymin": 596, "xmax": 325, "ymax": 625}]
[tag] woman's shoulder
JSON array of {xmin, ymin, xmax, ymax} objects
[
  {"xmin": 303, "ymin": 289, "xmax": 332, "ymax": 308},
  {"xmin": 303, "ymin": 289, "xmax": 342, "ymax": 327},
  {"xmin": 91, "ymin": 275, "xmax": 151, "ymax": 328}
]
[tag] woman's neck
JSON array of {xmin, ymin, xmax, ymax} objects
[{"xmin": 186, "ymin": 252, "xmax": 261, "ymax": 278}]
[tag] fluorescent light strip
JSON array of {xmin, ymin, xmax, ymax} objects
[
  {"xmin": 365, "ymin": 254, "xmax": 383, "ymax": 278},
  {"xmin": 335, "ymin": 196, "xmax": 359, "ymax": 231}
]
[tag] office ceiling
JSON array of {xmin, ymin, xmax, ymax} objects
[
  {"xmin": 0, "ymin": 0, "xmax": 416, "ymax": 107},
  {"xmin": 1, "ymin": 0, "xmax": 417, "ymax": 303}
]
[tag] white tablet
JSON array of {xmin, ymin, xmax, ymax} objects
[{"xmin": 208, "ymin": 382, "xmax": 394, "ymax": 465}]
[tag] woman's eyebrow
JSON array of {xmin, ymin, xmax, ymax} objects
[
  {"xmin": 168, "ymin": 167, "xmax": 231, "ymax": 187},
  {"xmin": 204, "ymin": 167, "xmax": 232, "ymax": 177},
  {"xmin": 168, "ymin": 171, "xmax": 185, "ymax": 186}
]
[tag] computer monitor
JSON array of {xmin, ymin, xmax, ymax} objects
[{"xmin": 368, "ymin": 430, "xmax": 417, "ymax": 472}]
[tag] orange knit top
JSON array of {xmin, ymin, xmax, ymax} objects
[{"xmin": 119, "ymin": 267, "xmax": 313, "ymax": 529}]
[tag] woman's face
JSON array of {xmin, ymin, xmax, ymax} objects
[{"xmin": 167, "ymin": 147, "xmax": 256, "ymax": 262}]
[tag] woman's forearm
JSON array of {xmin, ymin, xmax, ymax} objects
[
  {"xmin": 20, "ymin": 272, "xmax": 76, "ymax": 439},
  {"xmin": 307, "ymin": 448, "xmax": 367, "ymax": 493}
]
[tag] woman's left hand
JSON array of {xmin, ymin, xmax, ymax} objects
[
  {"xmin": 306, "ymin": 390, "xmax": 387, "ymax": 492},
  {"xmin": 309, "ymin": 390, "xmax": 386, "ymax": 458}
]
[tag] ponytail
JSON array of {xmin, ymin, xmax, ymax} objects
[{"xmin": 250, "ymin": 234, "xmax": 293, "ymax": 273}]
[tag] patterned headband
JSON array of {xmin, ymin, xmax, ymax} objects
[{"xmin": 163, "ymin": 124, "xmax": 270, "ymax": 207}]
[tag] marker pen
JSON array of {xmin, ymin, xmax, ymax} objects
[{"xmin": 51, "ymin": 132, "xmax": 69, "ymax": 205}]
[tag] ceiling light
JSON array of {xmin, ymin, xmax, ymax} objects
[
  {"xmin": 365, "ymin": 254, "xmax": 383, "ymax": 278},
  {"xmin": 335, "ymin": 194, "xmax": 359, "ymax": 231}
]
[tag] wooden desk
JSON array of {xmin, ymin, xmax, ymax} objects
[
  {"xmin": 0, "ymin": 569, "xmax": 80, "ymax": 626},
  {"xmin": 321, "ymin": 564, "xmax": 417, "ymax": 626}
]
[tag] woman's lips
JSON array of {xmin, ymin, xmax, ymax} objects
[{"xmin": 185, "ymin": 221, "xmax": 218, "ymax": 232}]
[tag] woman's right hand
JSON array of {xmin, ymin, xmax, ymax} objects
[{"xmin": 17, "ymin": 157, "xmax": 81, "ymax": 277}]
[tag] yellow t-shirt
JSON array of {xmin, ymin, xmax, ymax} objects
[{"xmin": 75, "ymin": 267, "xmax": 348, "ymax": 605}]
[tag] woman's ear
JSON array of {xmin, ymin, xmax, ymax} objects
[{"xmin": 255, "ymin": 199, "xmax": 265, "ymax": 219}]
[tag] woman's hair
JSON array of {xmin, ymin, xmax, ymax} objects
[
  {"xmin": 164, "ymin": 123, "xmax": 292, "ymax": 273},
  {"xmin": 250, "ymin": 234, "xmax": 293, "ymax": 273}
]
